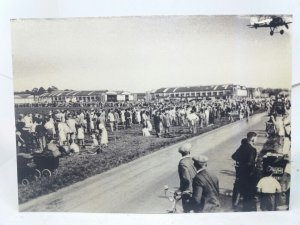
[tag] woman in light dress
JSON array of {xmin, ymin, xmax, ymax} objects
[
  {"xmin": 145, "ymin": 112, "xmax": 152, "ymax": 132},
  {"xmin": 77, "ymin": 125, "xmax": 85, "ymax": 147},
  {"xmin": 121, "ymin": 110, "xmax": 126, "ymax": 129},
  {"xmin": 90, "ymin": 112, "xmax": 96, "ymax": 132},
  {"xmin": 98, "ymin": 123, "xmax": 108, "ymax": 147},
  {"xmin": 135, "ymin": 109, "xmax": 141, "ymax": 124},
  {"xmin": 57, "ymin": 120, "xmax": 69, "ymax": 146}
]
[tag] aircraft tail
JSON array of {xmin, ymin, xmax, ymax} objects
[{"xmin": 250, "ymin": 16, "xmax": 259, "ymax": 25}]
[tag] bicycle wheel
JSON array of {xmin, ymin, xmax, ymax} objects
[
  {"xmin": 34, "ymin": 169, "xmax": 41, "ymax": 181},
  {"xmin": 21, "ymin": 179, "xmax": 29, "ymax": 186},
  {"xmin": 42, "ymin": 169, "xmax": 52, "ymax": 177}
]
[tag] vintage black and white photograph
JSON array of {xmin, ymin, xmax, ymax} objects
[{"xmin": 11, "ymin": 15, "xmax": 292, "ymax": 213}]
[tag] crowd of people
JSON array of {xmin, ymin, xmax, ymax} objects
[
  {"xmin": 15, "ymin": 93, "xmax": 292, "ymax": 212},
  {"xmin": 176, "ymin": 96, "xmax": 291, "ymax": 213},
  {"xmin": 15, "ymin": 98, "xmax": 265, "ymax": 154},
  {"xmin": 231, "ymin": 95, "xmax": 291, "ymax": 212}
]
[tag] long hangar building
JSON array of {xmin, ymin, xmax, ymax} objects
[
  {"xmin": 150, "ymin": 84, "xmax": 250, "ymax": 100},
  {"xmin": 38, "ymin": 90, "xmax": 134, "ymax": 104}
]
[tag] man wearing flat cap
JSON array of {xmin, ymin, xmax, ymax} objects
[
  {"xmin": 191, "ymin": 155, "xmax": 220, "ymax": 212},
  {"xmin": 178, "ymin": 142, "xmax": 197, "ymax": 213}
]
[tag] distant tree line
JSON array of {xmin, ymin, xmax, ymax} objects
[
  {"xmin": 14, "ymin": 86, "xmax": 59, "ymax": 96},
  {"xmin": 261, "ymin": 88, "xmax": 290, "ymax": 96}
]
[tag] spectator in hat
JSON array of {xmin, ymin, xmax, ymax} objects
[
  {"xmin": 57, "ymin": 119, "xmax": 68, "ymax": 146},
  {"xmin": 120, "ymin": 109, "xmax": 126, "ymax": 129},
  {"xmin": 17, "ymin": 114, "xmax": 34, "ymax": 152},
  {"xmin": 191, "ymin": 155, "xmax": 220, "ymax": 213},
  {"xmin": 178, "ymin": 143, "xmax": 197, "ymax": 213},
  {"xmin": 257, "ymin": 166, "xmax": 281, "ymax": 211},
  {"xmin": 204, "ymin": 108, "xmax": 210, "ymax": 126},
  {"xmin": 153, "ymin": 110, "xmax": 162, "ymax": 137},
  {"xmin": 44, "ymin": 116, "xmax": 56, "ymax": 138},
  {"xmin": 66, "ymin": 115, "xmax": 77, "ymax": 135},
  {"xmin": 187, "ymin": 110, "xmax": 199, "ymax": 134},
  {"xmin": 107, "ymin": 109, "xmax": 115, "ymax": 132},
  {"xmin": 23, "ymin": 113, "xmax": 33, "ymax": 130},
  {"xmin": 114, "ymin": 109, "xmax": 120, "ymax": 131},
  {"xmin": 35, "ymin": 115, "xmax": 47, "ymax": 151},
  {"xmin": 124, "ymin": 109, "xmax": 131, "ymax": 128},
  {"xmin": 161, "ymin": 110, "xmax": 171, "ymax": 136},
  {"xmin": 90, "ymin": 111, "xmax": 96, "ymax": 133}
]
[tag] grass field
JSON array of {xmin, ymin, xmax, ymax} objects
[{"xmin": 16, "ymin": 107, "xmax": 264, "ymax": 204}]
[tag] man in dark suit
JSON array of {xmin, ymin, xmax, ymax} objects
[
  {"xmin": 178, "ymin": 143, "xmax": 197, "ymax": 213},
  {"xmin": 191, "ymin": 155, "xmax": 220, "ymax": 213},
  {"xmin": 124, "ymin": 109, "xmax": 131, "ymax": 128},
  {"xmin": 232, "ymin": 131, "xmax": 258, "ymax": 211},
  {"xmin": 153, "ymin": 110, "xmax": 162, "ymax": 137}
]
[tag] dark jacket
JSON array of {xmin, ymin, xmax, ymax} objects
[
  {"xmin": 178, "ymin": 156, "xmax": 197, "ymax": 192},
  {"xmin": 153, "ymin": 115, "xmax": 161, "ymax": 130},
  {"xmin": 232, "ymin": 138, "xmax": 257, "ymax": 169},
  {"xmin": 232, "ymin": 138, "xmax": 258, "ymax": 194},
  {"xmin": 192, "ymin": 169, "xmax": 220, "ymax": 212}
]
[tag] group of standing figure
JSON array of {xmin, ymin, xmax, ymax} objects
[{"xmin": 176, "ymin": 97, "xmax": 291, "ymax": 213}]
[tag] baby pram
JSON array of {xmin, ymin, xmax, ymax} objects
[
  {"xmin": 32, "ymin": 151, "xmax": 60, "ymax": 177},
  {"xmin": 17, "ymin": 153, "xmax": 41, "ymax": 185},
  {"xmin": 262, "ymin": 152, "xmax": 288, "ymax": 180}
]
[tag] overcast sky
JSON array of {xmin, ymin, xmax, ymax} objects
[{"xmin": 11, "ymin": 15, "xmax": 292, "ymax": 92}]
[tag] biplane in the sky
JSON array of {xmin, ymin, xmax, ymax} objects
[{"xmin": 248, "ymin": 16, "xmax": 292, "ymax": 36}]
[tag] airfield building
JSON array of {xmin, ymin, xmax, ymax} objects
[
  {"xmin": 150, "ymin": 84, "xmax": 248, "ymax": 101},
  {"xmin": 38, "ymin": 90, "xmax": 134, "ymax": 104}
]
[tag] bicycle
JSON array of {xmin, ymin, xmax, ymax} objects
[{"xmin": 164, "ymin": 185, "xmax": 182, "ymax": 213}]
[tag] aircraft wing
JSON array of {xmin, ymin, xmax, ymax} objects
[{"xmin": 247, "ymin": 24, "xmax": 272, "ymax": 28}]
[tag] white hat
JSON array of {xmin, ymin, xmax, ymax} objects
[{"xmin": 178, "ymin": 143, "xmax": 192, "ymax": 154}]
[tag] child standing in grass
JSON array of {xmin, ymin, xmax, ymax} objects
[
  {"xmin": 91, "ymin": 134, "xmax": 99, "ymax": 147},
  {"xmin": 142, "ymin": 123, "xmax": 151, "ymax": 137},
  {"xmin": 98, "ymin": 123, "xmax": 108, "ymax": 147},
  {"xmin": 77, "ymin": 125, "xmax": 85, "ymax": 148}
]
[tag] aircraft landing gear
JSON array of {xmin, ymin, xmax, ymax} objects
[
  {"xmin": 270, "ymin": 27, "xmax": 275, "ymax": 36},
  {"xmin": 280, "ymin": 29, "xmax": 284, "ymax": 35}
]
